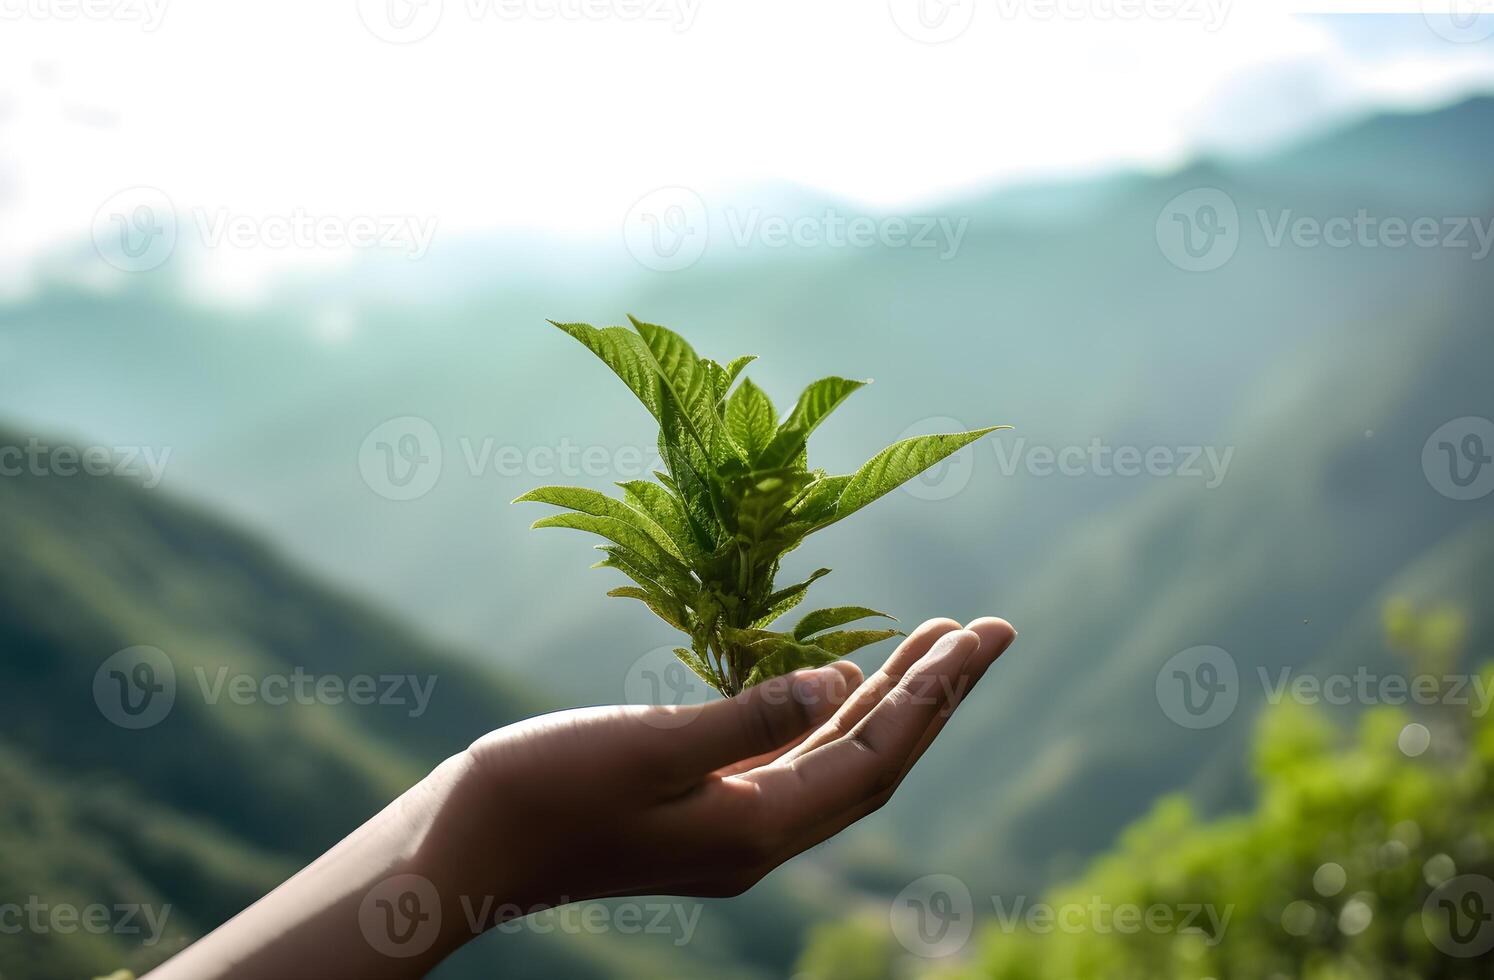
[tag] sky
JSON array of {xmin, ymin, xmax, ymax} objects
[{"xmin": 2, "ymin": 2, "xmax": 1493, "ymax": 296}]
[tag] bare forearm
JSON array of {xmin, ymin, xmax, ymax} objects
[{"xmin": 147, "ymin": 752, "xmax": 501, "ymax": 980}]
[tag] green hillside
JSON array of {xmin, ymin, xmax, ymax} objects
[
  {"xmin": 0, "ymin": 432, "xmax": 770, "ymax": 979},
  {"xmin": 2, "ymin": 95, "xmax": 1492, "ymax": 976}
]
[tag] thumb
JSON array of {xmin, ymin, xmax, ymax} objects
[{"xmin": 664, "ymin": 663, "xmax": 856, "ymax": 784}]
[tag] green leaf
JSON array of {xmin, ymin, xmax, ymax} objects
[
  {"xmin": 515, "ymin": 485, "xmax": 683, "ymax": 560},
  {"xmin": 810, "ymin": 629, "xmax": 902, "ymax": 656},
  {"xmin": 549, "ymin": 321, "xmax": 664, "ymax": 423},
  {"xmin": 793, "ymin": 606, "xmax": 895, "ymax": 641},
  {"xmin": 724, "ymin": 378, "xmax": 777, "ymax": 462},
  {"xmin": 754, "ymin": 377, "xmax": 868, "ymax": 471},
  {"xmin": 833, "ymin": 427, "xmax": 1009, "ymax": 522},
  {"xmin": 741, "ymin": 637, "xmax": 840, "ymax": 689},
  {"xmin": 753, "ymin": 567, "xmax": 831, "ymax": 627},
  {"xmin": 607, "ymin": 586, "xmax": 688, "ymax": 631},
  {"xmin": 531, "ymin": 512, "xmax": 684, "ymax": 574},
  {"xmin": 617, "ymin": 480, "xmax": 704, "ymax": 559},
  {"xmin": 627, "ymin": 316, "xmax": 721, "ymax": 459},
  {"xmin": 792, "ymin": 474, "xmax": 851, "ymax": 523},
  {"xmin": 782, "ymin": 376, "xmax": 867, "ymax": 436},
  {"xmin": 530, "ymin": 316, "xmax": 1005, "ymax": 698},
  {"xmin": 674, "ymin": 648, "xmax": 721, "ymax": 689},
  {"xmin": 722, "ymin": 354, "xmax": 757, "ymax": 388}
]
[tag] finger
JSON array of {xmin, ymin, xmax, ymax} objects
[
  {"xmin": 747, "ymin": 629, "xmax": 981, "ymax": 823},
  {"xmin": 712, "ymin": 660, "xmax": 863, "ymax": 777},
  {"xmin": 892, "ymin": 617, "xmax": 1016, "ymax": 784},
  {"xmin": 765, "ymin": 624, "xmax": 1012, "ymax": 861},
  {"xmin": 777, "ymin": 618, "xmax": 963, "ymax": 765},
  {"xmin": 649, "ymin": 663, "xmax": 852, "ymax": 792}
]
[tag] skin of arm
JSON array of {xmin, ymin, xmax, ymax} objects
[{"xmin": 147, "ymin": 616, "xmax": 1016, "ymax": 979}]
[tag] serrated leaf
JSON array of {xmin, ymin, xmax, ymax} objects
[
  {"xmin": 724, "ymin": 378, "xmax": 777, "ymax": 462},
  {"xmin": 549, "ymin": 321, "xmax": 664, "ymax": 423},
  {"xmin": 515, "ymin": 485, "xmax": 683, "ymax": 560},
  {"xmin": 792, "ymin": 474, "xmax": 851, "ymax": 524},
  {"xmin": 723, "ymin": 354, "xmax": 757, "ymax": 387},
  {"xmin": 674, "ymin": 648, "xmax": 722, "ymax": 689},
  {"xmin": 628, "ymin": 316, "xmax": 722, "ymax": 459},
  {"xmin": 782, "ymin": 376, "xmax": 867, "ymax": 436},
  {"xmin": 793, "ymin": 606, "xmax": 895, "ymax": 641},
  {"xmin": 741, "ymin": 637, "xmax": 841, "ymax": 689},
  {"xmin": 753, "ymin": 377, "xmax": 867, "ymax": 472},
  {"xmin": 532, "ymin": 512, "xmax": 684, "ymax": 574},
  {"xmin": 617, "ymin": 480, "xmax": 703, "ymax": 559},
  {"xmin": 809, "ymin": 629, "xmax": 902, "ymax": 656},
  {"xmin": 833, "ymin": 427, "xmax": 1009, "ymax": 522},
  {"xmin": 753, "ymin": 567, "xmax": 831, "ymax": 627},
  {"xmin": 608, "ymin": 586, "xmax": 688, "ymax": 631}
]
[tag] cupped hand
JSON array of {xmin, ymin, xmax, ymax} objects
[{"xmin": 460, "ymin": 616, "xmax": 1016, "ymax": 916}]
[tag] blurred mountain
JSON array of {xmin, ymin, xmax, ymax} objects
[
  {"xmin": 2, "ymin": 93, "xmax": 1493, "ymax": 973},
  {"xmin": 0, "ymin": 433, "xmax": 781, "ymax": 979}
]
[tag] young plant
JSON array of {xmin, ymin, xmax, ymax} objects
[{"xmin": 516, "ymin": 316, "xmax": 1007, "ymax": 697}]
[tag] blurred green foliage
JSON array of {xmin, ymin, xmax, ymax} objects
[{"xmin": 797, "ymin": 602, "xmax": 1494, "ymax": 980}]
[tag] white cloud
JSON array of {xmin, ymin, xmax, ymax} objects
[{"xmin": 0, "ymin": 2, "xmax": 1491, "ymax": 296}]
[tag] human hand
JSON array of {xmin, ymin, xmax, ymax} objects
[
  {"xmin": 147, "ymin": 616, "xmax": 1015, "ymax": 979},
  {"xmin": 460, "ymin": 616, "xmax": 1017, "ymax": 914}
]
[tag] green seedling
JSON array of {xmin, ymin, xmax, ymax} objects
[{"xmin": 516, "ymin": 316, "xmax": 1007, "ymax": 697}]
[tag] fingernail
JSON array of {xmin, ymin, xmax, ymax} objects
[{"xmin": 927, "ymin": 630, "xmax": 980, "ymax": 669}]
